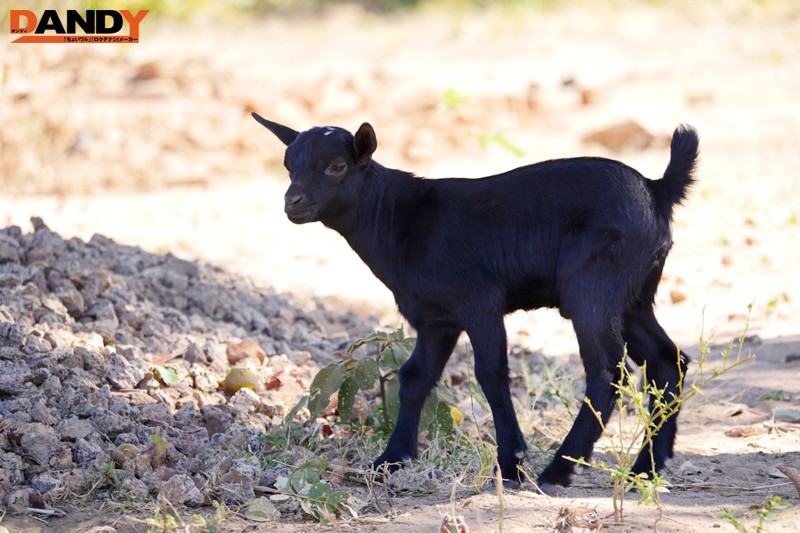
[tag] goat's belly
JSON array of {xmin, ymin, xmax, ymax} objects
[{"xmin": 506, "ymin": 278, "xmax": 558, "ymax": 312}]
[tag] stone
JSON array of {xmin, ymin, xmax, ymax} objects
[
  {"xmin": 121, "ymin": 476, "xmax": 150, "ymax": 501},
  {"xmin": 106, "ymin": 353, "xmax": 147, "ymax": 390},
  {"xmin": 31, "ymin": 472, "xmax": 62, "ymax": 495},
  {"xmin": 0, "ymin": 242, "xmax": 20, "ymax": 263},
  {"xmin": 74, "ymin": 437, "xmax": 110, "ymax": 468},
  {"xmin": 229, "ymin": 387, "xmax": 261, "ymax": 412},
  {"xmin": 226, "ymin": 339, "xmax": 266, "ymax": 365},
  {"xmin": 158, "ymin": 473, "xmax": 204, "ymax": 507},
  {"xmin": 23, "ymin": 333, "xmax": 53, "ymax": 354},
  {"xmin": 245, "ymin": 496, "xmax": 281, "ymax": 521},
  {"xmin": 0, "ymin": 359, "xmax": 33, "ymax": 394},
  {"xmin": 20, "ymin": 423, "xmax": 61, "ymax": 466},
  {"xmin": 57, "ymin": 287, "xmax": 85, "ymax": 317}
]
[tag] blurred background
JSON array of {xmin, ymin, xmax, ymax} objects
[{"xmin": 2, "ymin": 0, "xmax": 799, "ymax": 354}]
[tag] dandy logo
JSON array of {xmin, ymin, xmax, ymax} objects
[{"xmin": 10, "ymin": 9, "xmax": 148, "ymax": 43}]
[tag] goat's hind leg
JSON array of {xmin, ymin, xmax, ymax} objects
[
  {"xmin": 373, "ymin": 325, "xmax": 461, "ymax": 473},
  {"xmin": 623, "ymin": 306, "xmax": 689, "ymax": 477},
  {"xmin": 537, "ymin": 308, "xmax": 625, "ymax": 491}
]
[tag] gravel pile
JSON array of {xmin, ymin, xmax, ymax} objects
[{"xmin": 0, "ymin": 219, "xmax": 376, "ymax": 511}]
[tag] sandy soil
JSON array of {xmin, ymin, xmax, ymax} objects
[{"xmin": 2, "ymin": 1, "xmax": 800, "ymax": 531}]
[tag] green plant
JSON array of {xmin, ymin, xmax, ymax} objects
[
  {"xmin": 270, "ymin": 458, "xmax": 351, "ymax": 526},
  {"xmin": 721, "ymin": 495, "xmax": 792, "ymax": 533},
  {"xmin": 303, "ymin": 327, "xmax": 458, "ymax": 437},
  {"xmin": 566, "ymin": 307, "xmax": 755, "ymax": 530},
  {"xmin": 476, "ymin": 132, "xmax": 525, "ymax": 157},
  {"xmin": 127, "ymin": 433, "xmax": 231, "ymax": 532},
  {"xmin": 84, "ymin": 461, "xmax": 131, "ymax": 502}
]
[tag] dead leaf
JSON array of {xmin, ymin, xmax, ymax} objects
[{"xmin": 724, "ymin": 426, "xmax": 762, "ymax": 438}]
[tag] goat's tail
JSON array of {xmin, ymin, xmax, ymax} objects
[{"xmin": 652, "ymin": 124, "xmax": 699, "ymax": 217}]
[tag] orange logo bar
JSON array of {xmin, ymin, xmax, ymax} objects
[{"xmin": 10, "ymin": 9, "xmax": 148, "ymax": 43}]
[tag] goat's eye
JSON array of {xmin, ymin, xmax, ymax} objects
[{"xmin": 325, "ymin": 162, "xmax": 347, "ymax": 176}]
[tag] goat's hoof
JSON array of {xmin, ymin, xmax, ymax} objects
[
  {"xmin": 537, "ymin": 482, "xmax": 569, "ymax": 497},
  {"xmin": 372, "ymin": 455, "xmax": 412, "ymax": 475},
  {"xmin": 488, "ymin": 477, "xmax": 521, "ymax": 491}
]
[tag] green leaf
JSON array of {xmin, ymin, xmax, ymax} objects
[
  {"xmin": 420, "ymin": 396, "xmax": 437, "ymax": 432},
  {"xmin": 383, "ymin": 377, "xmax": 401, "ymax": 425},
  {"xmin": 476, "ymin": 132, "xmax": 525, "ymax": 157},
  {"xmin": 435, "ymin": 399, "xmax": 454, "ymax": 434},
  {"xmin": 245, "ymin": 510, "xmax": 271, "ymax": 522},
  {"xmin": 338, "ymin": 375, "xmax": 358, "ymax": 421},
  {"xmin": 307, "ymin": 481, "xmax": 332, "ymax": 500},
  {"xmin": 395, "ymin": 338, "xmax": 416, "ymax": 358},
  {"xmin": 345, "ymin": 331, "xmax": 392, "ymax": 354},
  {"xmin": 379, "ymin": 339, "xmax": 414, "ymax": 370},
  {"xmin": 390, "ymin": 326, "xmax": 406, "ymax": 342},
  {"xmin": 378, "ymin": 345, "xmax": 401, "ymax": 370},
  {"xmin": 327, "ymin": 490, "xmax": 349, "ymax": 506},
  {"xmin": 433, "ymin": 383, "xmax": 458, "ymax": 405},
  {"xmin": 152, "ymin": 365, "xmax": 179, "ymax": 386},
  {"xmin": 353, "ymin": 357, "xmax": 380, "ymax": 390},
  {"xmin": 284, "ymin": 395, "xmax": 308, "ymax": 424},
  {"xmin": 308, "ymin": 363, "xmax": 346, "ymax": 418}
]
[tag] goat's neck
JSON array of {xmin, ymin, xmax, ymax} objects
[{"xmin": 327, "ymin": 162, "xmax": 414, "ymax": 290}]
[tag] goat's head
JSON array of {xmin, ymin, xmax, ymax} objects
[{"xmin": 252, "ymin": 113, "xmax": 377, "ymax": 225}]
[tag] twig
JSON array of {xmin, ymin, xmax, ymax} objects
[
  {"xmin": 27, "ymin": 507, "xmax": 67, "ymax": 517},
  {"xmin": 669, "ymin": 481, "xmax": 794, "ymax": 491}
]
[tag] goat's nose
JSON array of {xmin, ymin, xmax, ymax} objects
[{"xmin": 284, "ymin": 194, "xmax": 305, "ymax": 206}]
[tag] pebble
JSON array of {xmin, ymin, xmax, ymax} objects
[{"xmin": 0, "ymin": 221, "xmax": 376, "ymax": 508}]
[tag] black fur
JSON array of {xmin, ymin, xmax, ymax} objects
[{"xmin": 253, "ymin": 112, "xmax": 699, "ymax": 490}]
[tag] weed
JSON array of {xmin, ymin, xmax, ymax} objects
[
  {"xmin": 302, "ymin": 327, "xmax": 457, "ymax": 437},
  {"xmin": 127, "ymin": 433, "xmax": 231, "ymax": 532},
  {"xmin": 270, "ymin": 458, "xmax": 352, "ymax": 527},
  {"xmin": 476, "ymin": 132, "xmax": 525, "ymax": 157},
  {"xmin": 566, "ymin": 306, "xmax": 755, "ymax": 530},
  {"xmin": 721, "ymin": 495, "xmax": 792, "ymax": 533}
]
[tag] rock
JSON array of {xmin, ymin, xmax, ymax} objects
[
  {"xmin": 158, "ymin": 473, "xmax": 204, "ymax": 507},
  {"xmin": 106, "ymin": 353, "xmax": 147, "ymax": 390},
  {"xmin": 229, "ymin": 387, "xmax": 261, "ymax": 412},
  {"xmin": 19, "ymin": 423, "xmax": 61, "ymax": 466},
  {"xmin": 31, "ymin": 472, "xmax": 62, "ymax": 495},
  {"xmin": 92, "ymin": 411, "xmax": 134, "ymax": 436},
  {"xmin": 57, "ymin": 287, "xmax": 85, "ymax": 317},
  {"xmin": 774, "ymin": 408, "xmax": 800, "ymax": 423},
  {"xmin": 246, "ymin": 496, "xmax": 281, "ymax": 522},
  {"xmin": 183, "ymin": 342, "xmax": 207, "ymax": 364},
  {"xmin": 676, "ymin": 460, "xmax": 703, "ymax": 476},
  {"xmin": 0, "ymin": 452, "xmax": 26, "ymax": 487},
  {"xmin": 201, "ymin": 405, "xmax": 233, "ymax": 437},
  {"xmin": 227, "ymin": 339, "xmax": 266, "ymax": 365},
  {"xmin": 121, "ymin": 476, "xmax": 150, "ymax": 501},
  {"xmin": 74, "ymin": 437, "xmax": 110, "ymax": 468},
  {"xmin": 0, "ymin": 223, "xmax": 376, "ymax": 512},
  {"xmin": 23, "ymin": 333, "xmax": 53, "ymax": 354},
  {"xmin": 0, "ymin": 241, "xmax": 20, "ymax": 263},
  {"xmin": 0, "ymin": 359, "xmax": 33, "ymax": 394}
]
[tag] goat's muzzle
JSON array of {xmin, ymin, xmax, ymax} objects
[{"xmin": 284, "ymin": 193, "xmax": 316, "ymax": 224}]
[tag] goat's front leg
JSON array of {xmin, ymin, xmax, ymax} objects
[
  {"xmin": 464, "ymin": 317, "xmax": 527, "ymax": 487},
  {"xmin": 373, "ymin": 325, "xmax": 461, "ymax": 472}
]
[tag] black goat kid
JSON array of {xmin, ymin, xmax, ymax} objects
[{"xmin": 253, "ymin": 112, "xmax": 698, "ymax": 491}]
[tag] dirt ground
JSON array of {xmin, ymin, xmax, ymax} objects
[{"xmin": 2, "ymin": 1, "xmax": 800, "ymax": 531}]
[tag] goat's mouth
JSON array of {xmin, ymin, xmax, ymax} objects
[{"xmin": 284, "ymin": 205, "xmax": 318, "ymax": 224}]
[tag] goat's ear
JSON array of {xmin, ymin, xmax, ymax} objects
[
  {"xmin": 353, "ymin": 122, "xmax": 377, "ymax": 167},
  {"xmin": 251, "ymin": 112, "xmax": 298, "ymax": 146}
]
